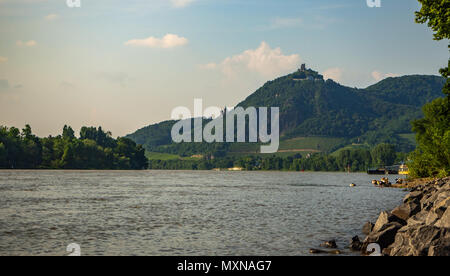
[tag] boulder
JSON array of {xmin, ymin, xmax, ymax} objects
[
  {"xmin": 432, "ymin": 193, "xmax": 450, "ymax": 216},
  {"xmin": 349, "ymin": 236, "xmax": 362, "ymax": 251},
  {"xmin": 391, "ymin": 200, "xmax": 421, "ymax": 222},
  {"xmin": 373, "ymin": 211, "xmax": 389, "ymax": 233},
  {"xmin": 420, "ymin": 192, "xmax": 439, "ymax": 211},
  {"xmin": 435, "ymin": 208, "xmax": 450, "ymax": 228},
  {"xmin": 388, "ymin": 225, "xmax": 444, "ymax": 256},
  {"xmin": 425, "ymin": 211, "xmax": 440, "ymax": 225},
  {"xmin": 309, "ymin": 248, "xmax": 341, "ymax": 255},
  {"xmin": 364, "ymin": 222, "xmax": 403, "ymax": 249},
  {"xmin": 373, "ymin": 211, "xmax": 405, "ymax": 233},
  {"xmin": 403, "ymin": 191, "xmax": 423, "ymax": 203},
  {"xmin": 406, "ymin": 212, "xmax": 427, "ymax": 226},
  {"xmin": 360, "ymin": 177, "xmax": 450, "ymax": 256},
  {"xmin": 320, "ymin": 240, "xmax": 337, "ymax": 249},
  {"xmin": 428, "ymin": 230, "xmax": 450, "ymax": 256},
  {"xmin": 362, "ymin": 222, "xmax": 374, "ymax": 235}
]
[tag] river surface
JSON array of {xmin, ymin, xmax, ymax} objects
[{"xmin": 0, "ymin": 170, "xmax": 407, "ymax": 256}]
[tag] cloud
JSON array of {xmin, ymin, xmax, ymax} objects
[
  {"xmin": 125, "ymin": 34, "xmax": 188, "ymax": 49},
  {"xmin": 323, "ymin": 67, "xmax": 343, "ymax": 82},
  {"xmin": 203, "ymin": 42, "xmax": 301, "ymax": 79},
  {"xmin": 45, "ymin": 14, "xmax": 59, "ymax": 21},
  {"xmin": 171, "ymin": 0, "xmax": 195, "ymax": 8},
  {"xmin": 0, "ymin": 56, "xmax": 7, "ymax": 63},
  {"xmin": 16, "ymin": 40, "xmax": 37, "ymax": 47},
  {"xmin": 0, "ymin": 79, "xmax": 9, "ymax": 90},
  {"xmin": 371, "ymin": 71, "xmax": 398, "ymax": 82}
]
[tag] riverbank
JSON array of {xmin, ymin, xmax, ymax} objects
[
  {"xmin": 391, "ymin": 177, "xmax": 435, "ymax": 189},
  {"xmin": 355, "ymin": 177, "xmax": 450, "ymax": 256}
]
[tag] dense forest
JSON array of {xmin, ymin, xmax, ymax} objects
[{"xmin": 0, "ymin": 125, "xmax": 148, "ymax": 170}]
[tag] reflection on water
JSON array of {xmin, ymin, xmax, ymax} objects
[{"xmin": 0, "ymin": 170, "xmax": 406, "ymax": 256}]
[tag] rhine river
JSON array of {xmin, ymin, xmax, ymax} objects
[{"xmin": 0, "ymin": 170, "xmax": 407, "ymax": 256}]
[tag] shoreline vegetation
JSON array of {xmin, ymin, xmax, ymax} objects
[
  {"xmin": 0, "ymin": 125, "xmax": 148, "ymax": 170},
  {"xmin": 0, "ymin": 127, "xmax": 408, "ymax": 173},
  {"xmin": 146, "ymin": 143, "xmax": 408, "ymax": 172}
]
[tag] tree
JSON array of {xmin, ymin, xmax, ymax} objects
[
  {"xmin": 0, "ymin": 124, "xmax": 149, "ymax": 170},
  {"xmin": 409, "ymin": 0, "xmax": 450, "ymax": 178},
  {"xmin": 62, "ymin": 125, "xmax": 75, "ymax": 140},
  {"xmin": 415, "ymin": 0, "xmax": 450, "ymax": 40},
  {"xmin": 372, "ymin": 144, "xmax": 396, "ymax": 167},
  {"xmin": 0, "ymin": 142, "xmax": 6, "ymax": 168}
]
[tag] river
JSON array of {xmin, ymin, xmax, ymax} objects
[{"xmin": 0, "ymin": 170, "xmax": 407, "ymax": 256}]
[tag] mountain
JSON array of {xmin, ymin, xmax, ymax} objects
[{"xmin": 127, "ymin": 68, "xmax": 445, "ymax": 157}]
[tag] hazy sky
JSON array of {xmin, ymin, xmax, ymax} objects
[{"xmin": 0, "ymin": 0, "xmax": 448, "ymax": 137}]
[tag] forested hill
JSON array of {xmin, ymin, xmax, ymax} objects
[
  {"xmin": 127, "ymin": 69, "xmax": 445, "ymax": 156},
  {"xmin": 237, "ymin": 73, "xmax": 444, "ymax": 138}
]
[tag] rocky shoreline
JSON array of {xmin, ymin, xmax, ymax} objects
[{"xmin": 354, "ymin": 177, "xmax": 450, "ymax": 256}]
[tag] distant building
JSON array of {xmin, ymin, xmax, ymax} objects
[{"xmin": 300, "ymin": 63, "xmax": 306, "ymax": 71}]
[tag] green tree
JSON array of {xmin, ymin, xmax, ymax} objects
[
  {"xmin": 0, "ymin": 142, "xmax": 6, "ymax": 168},
  {"xmin": 21, "ymin": 125, "xmax": 42, "ymax": 168},
  {"xmin": 62, "ymin": 125, "xmax": 75, "ymax": 140},
  {"xmin": 409, "ymin": 0, "xmax": 450, "ymax": 177},
  {"xmin": 372, "ymin": 144, "xmax": 396, "ymax": 167}
]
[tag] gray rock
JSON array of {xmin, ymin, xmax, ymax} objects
[
  {"xmin": 373, "ymin": 211, "xmax": 390, "ymax": 233},
  {"xmin": 428, "ymin": 229, "xmax": 450, "ymax": 256},
  {"xmin": 428, "ymin": 243, "xmax": 450, "ymax": 256},
  {"xmin": 309, "ymin": 248, "xmax": 341, "ymax": 255},
  {"xmin": 425, "ymin": 211, "xmax": 440, "ymax": 225},
  {"xmin": 362, "ymin": 222, "xmax": 374, "ymax": 235},
  {"xmin": 421, "ymin": 192, "xmax": 439, "ymax": 211},
  {"xmin": 406, "ymin": 212, "xmax": 427, "ymax": 227},
  {"xmin": 320, "ymin": 240, "xmax": 337, "ymax": 249},
  {"xmin": 365, "ymin": 222, "xmax": 403, "ymax": 249},
  {"xmin": 389, "ymin": 225, "xmax": 444, "ymax": 256},
  {"xmin": 435, "ymin": 207, "xmax": 450, "ymax": 228},
  {"xmin": 373, "ymin": 211, "xmax": 405, "ymax": 233},
  {"xmin": 361, "ymin": 178, "xmax": 450, "ymax": 256},
  {"xmin": 349, "ymin": 235, "xmax": 362, "ymax": 251},
  {"xmin": 391, "ymin": 200, "xmax": 421, "ymax": 222},
  {"xmin": 403, "ymin": 191, "xmax": 423, "ymax": 203}
]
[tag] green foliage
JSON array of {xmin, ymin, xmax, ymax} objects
[
  {"xmin": 371, "ymin": 143, "xmax": 397, "ymax": 167},
  {"xmin": 62, "ymin": 125, "xmax": 75, "ymax": 140},
  {"xmin": 415, "ymin": 0, "xmax": 450, "ymax": 41},
  {"xmin": 148, "ymin": 143, "xmax": 402, "ymax": 172},
  {"xmin": 409, "ymin": 0, "xmax": 450, "ymax": 178},
  {"xmin": 0, "ymin": 142, "xmax": 6, "ymax": 167},
  {"xmin": 278, "ymin": 137, "xmax": 347, "ymax": 152},
  {"xmin": 0, "ymin": 125, "xmax": 148, "ymax": 170},
  {"xmin": 409, "ymin": 98, "xmax": 450, "ymax": 177}
]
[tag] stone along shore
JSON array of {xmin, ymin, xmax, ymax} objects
[{"xmin": 353, "ymin": 177, "xmax": 450, "ymax": 256}]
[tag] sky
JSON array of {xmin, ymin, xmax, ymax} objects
[{"xmin": 0, "ymin": 0, "xmax": 448, "ymax": 137}]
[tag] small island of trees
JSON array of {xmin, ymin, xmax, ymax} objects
[{"xmin": 0, "ymin": 125, "xmax": 148, "ymax": 170}]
